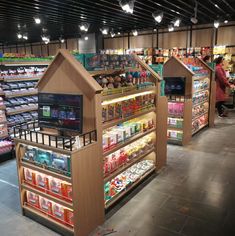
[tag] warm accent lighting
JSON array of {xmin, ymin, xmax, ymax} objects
[{"xmin": 34, "ymin": 17, "xmax": 41, "ymax": 24}]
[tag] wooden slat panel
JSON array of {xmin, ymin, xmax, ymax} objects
[
  {"xmin": 161, "ymin": 31, "xmax": 188, "ymax": 48},
  {"xmin": 217, "ymin": 26, "xmax": 235, "ymax": 45},
  {"xmin": 130, "ymin": 34, "xmax": 152, "ymax": 48},
  {"xmin": 192, "ymin": 28, "xmax": 213, "ymax": 47}
]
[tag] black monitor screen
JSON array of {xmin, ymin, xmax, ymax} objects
[
  {"xmin": 38, "ymin": 93, "xmax": 83, "ymax": 133},
  {"xmin": 164, "ymin": 77, "xmax": 186, "ymax": 95}
]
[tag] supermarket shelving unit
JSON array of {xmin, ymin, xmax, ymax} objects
[
  {"xmin": 163, "ymin": 56, "xmax": 215, "ymax": 145},
  {"xmin": 15, "ymin": 49, "xmax": 168, "ymax": 235}
]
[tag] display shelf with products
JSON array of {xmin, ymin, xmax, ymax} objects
[
  {"xmin": 0, "ymin": 60, "xmax": 49, "ymax": 160},
  {"xmin": 163, "ymin": 56, "xmax": 215, "ymax": 145},
  {"xmin": 15, "ymin": 49, "xmax": 167, "ymax": 235}
]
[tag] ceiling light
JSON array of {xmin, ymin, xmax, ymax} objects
[
  {"xmin": 84, "ymin": 36, "xmax": 89, "ymax": 41},
  {"xmin": 154, "ymin": 29, "xmax": 157, "ymax": 32},
  {"xmin": 34, "ymin": 17, "xmax": 41, "ymax": 24},
  {"xmin": 110, "ymin": 31, "xmax": 116, "ymax": 38},
  {"xmin": 191, "ymin": 0, "xmax": 198, "ymax": 24},
  {"xmin": 119, "ymin": 0, "xmax": 135, "ymax": 14},
  {"xmin": 79, "ymin": 23, "xmax": 89, "ymax": 32},
  {"xmin": 17, "ymin": 33, "xmax": 22, "ymax": 39},
  {"xmin": 100, "ymin": 27, "xmax": 109, "ymax": 35},
  {"xmin": 132, "ymin": 29, "xmax": 138, "ymax": 36},
  {"xmin": 214, "ymin": 4, "xmax": 219, "ymax": 8},
  {"xmin": 23, "ymin": 35, "xmax": 28, "ymax": 40},
  {"xmin": 59, "ymin": 37, "xmax": 65, "ymax": 43},
  {"xmin": 214, "ymin": 20, "xmax": 220, "ymax": 28},
  {"xmin": 118, "ymin": 32, "xmax": 121, "ymax": 35},
  {"xmin": 45, "ymin": 40, "xmax": 49, "ymax": 45},
  {"xmin": 173, "ymin": 18, "xmax": 181, "ymax": 27},
  {"xmin": 152, "ymin": 11, "xmax": 163, "ymax": 23},
  {"xmin": 168, "ymin": 25, "xmax": 174, "ymax": 32},
  {"xmin": 224, "ymin": 20, "xmax": 228, "ymax": 24}
]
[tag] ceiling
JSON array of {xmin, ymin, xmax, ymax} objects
[{"xmin": 0, "ymin": 0, "xmax": 235, "ymax": 45}]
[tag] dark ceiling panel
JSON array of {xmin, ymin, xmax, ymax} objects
[{"xmin": 0, "ymin": 0, "xmax": 234, "ymax": 45}]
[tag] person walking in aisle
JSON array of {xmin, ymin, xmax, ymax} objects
[{"xmin": 214, "ymin": 56, "xmax": 234, "ymax": 117}]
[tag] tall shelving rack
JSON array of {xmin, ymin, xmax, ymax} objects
[
  {"xmin": 0, "ymin": 60, "xmax": 50, "ymax": 161},
  {"xmin": 163, "ymin": 56, "xmax": 215, "ymax": 145},
  {"xmin": 14, "ymin": 50, "xmax": 167, "ymax": 236}
]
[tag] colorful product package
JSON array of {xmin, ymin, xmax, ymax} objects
[
  {"xmin": 24, "ymin": 168, "xmax": 36, "ymax": 185},
  {"xmin": 48, "ymin": 177, "xmax": 62, "ymax": 195},
  {"xmin": 64, "ymin": 208, "xmax": 74, "ymax": 226},
  {"xmin": 52, "ymin": 202, "xmax": 65, "ymax": 221},
  {"xmin": 24, "ymin": 146, "xmax": 38, "ymax": 162},
  {"xmin": 39, "ymin": 196, "xmax": 52, "ymax": 214},
  {"xmin": 61, "ymin": 182, "xmax": 73, "ymax": 200},
  {"xmin": 36, "ymin": 172, "xmax": 48, "ymax": 189},
  {"xmin": 36, "ymin": 149, "xmax": 52, "ymax": 166},
  {"xmin": 26, "ymin": 191, "xmax": 39, "ymax": 208},
  {"xmin": 51, "ymin": 153, "xmax": 70, "ymax": 175}
]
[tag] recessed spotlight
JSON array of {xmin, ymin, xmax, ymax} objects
[
  {"xmin": 214, "ymin": 20, "xmax": 220, "ymax": 28},
  {"xmin": 100, "ymin": 27, "xmax": 109, "ymax": 35},
  {"xmin": 119, "ymin": 0, "xmax": 135, "ymax": 14},
  {"xmin": 79, "ymin": 23, "xmax": 89, "ymax": 32},
  {"xmin": 34, "ymin": 17, "xmax": 41, "ymax": 24},
  {"xmin": 17, "ymin": 33, "xmax": 22, "ymax": 39},
  {"xmin": 84, "ymin": 36, "xmax": 89, "ymax": 41},
  {"xmin": 152, "ymin": 11, "xmax": 163, "ymax": 23},
  {"xmin": 224, "ymin": 20, "xmax": 228, "ymax": 24},
  {"xmin": 118, "ymin": 32, "xmax": 121, "ymax": 35},
  {"xmin": 132, "ymin": 29, "xmax": 138, "ymax": 36},
  {"xmin": 168, "ymin": 25, "xmax": 174, "ymax": 32},
  {"xmin": 154, "ymin": 29, "xmax": 157, "ymax": 32}
]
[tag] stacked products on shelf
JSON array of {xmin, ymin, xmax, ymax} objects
[{"xmin": 104, "ymin": 160, "xmax": 155, "ymax": 206}]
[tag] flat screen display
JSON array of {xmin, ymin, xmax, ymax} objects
[
  {"xmin": 164, "ymin": 77, "xmax": 186, "ymax": 95},
  {"xmin": 38, "ymin": 93, "xmax": 83, "ymax": 133}
]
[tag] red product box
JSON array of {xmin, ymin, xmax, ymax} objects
[
  {"xmin": 26, "ymin": 191, "xmax": 39, "ymax": 208},
  {"xmin": 39, "ymin": 196, "xmax": 52, "ymax": 214}
]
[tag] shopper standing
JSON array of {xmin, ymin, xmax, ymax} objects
[{"xmin": 214, "ymin": 56, "xmax": 233, "ymax": 117}]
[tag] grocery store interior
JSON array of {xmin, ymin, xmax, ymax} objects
[{"xmin": 0, "ymin": 0, "xmax": 235, "ymax": 236}]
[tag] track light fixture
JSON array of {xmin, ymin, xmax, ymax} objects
[
  {"xmin": 214, "ymin": 20, "xmax": 220, "ymax": 28},
  {"xmin": 110, "ymin": 31, "xmax": 116, "ymax": 38},
  {"xmin": 173, "ymin": 18, "xmax": 181, "ymax": 27},
  {"xmin": 100, "ymin": 27, "xmax": 109, "ymax": 35},
  {"xmin": 119, "ymin": 0, "xmax": 135, "ymax": 14},
  {"xmin": 17, "ymin": 33, "xmax": 22, "ymax": 39},
  {"xmin": 41, "ymin": 35, "xmax": 50, "ymax": 44},
  {"xmin": 79, "ymin": 23, "xmax": 89, "ymax": 32},
  {"xmin": 168, "ymin": 25, "xmax": 174, "ymax": 32},
  {"xmin": 224, "ymin": 20, "xmax": 228, "ymax": 24},
  {"xmin": 22, "ymin": 35, "xmax": 28, "ymax": 40},
  {"xmin": 152, "ymin": 11, "xmax": 163, "ymax": 23},
  {"xmin": 84, "ymin": 36, "xmax": 89, "ymax": 41},
  {"xmin": 59, "ymin": 37, "xmax": 65, "ymax": 43},
  {"xmin": 34, "ymin": 17, "xmax": 41, "ymax": 24},
  {"xmin": 191, "ymin": 0, "xmax": 198, "ymax": 24},
  {"xmin": 132, "ymin": 29, "xmax": 138, "ymax": 36}
]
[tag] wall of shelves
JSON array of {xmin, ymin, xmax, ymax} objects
[
  {"xmin": 163, "ymin": 56, "xmax": 215, "ymax": 145},
  {"xmin": 14, "ymin": 49, "xmax": 168, "ymax": 235}
]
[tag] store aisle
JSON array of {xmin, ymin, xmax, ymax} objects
[{"xmin": 0, "ymin": 112, "xmax": 235, "ymax": 236}]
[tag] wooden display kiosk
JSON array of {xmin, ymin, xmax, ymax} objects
[
  {"xmin": 14, "ymin": 50, "xmax": 168, "ymax": 236},
  {"xmin": 163, "ymin": 56, "xmax": 215, "ymax": 145}
]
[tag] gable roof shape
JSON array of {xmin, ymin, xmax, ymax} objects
[
  {"xmin": 164, "ymin": 56, "xmax": 195, "ymax": 76},
  {"xmin": 36, "ymin": 49, "xmax": 103, "ymax": 97}
]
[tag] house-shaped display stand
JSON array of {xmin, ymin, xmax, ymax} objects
[{"xmin": 163, "ymin": 56, "xmax": 215, "ymax": 145}]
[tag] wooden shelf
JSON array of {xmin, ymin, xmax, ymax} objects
[
  {"xmin": 5, "ymin": 91, "xmax": 38, "ymax": 98},
  {"xmin": 23, "ymin": 205, "xmax": 74, "ymax": 234},
  {"xmin": 104, "ymin": 147, "xmax": 155, "ymax": 183},
  {"xmin": 102, "ymin": 86, "xmax": 156, "ymax": 102},
  {"xmin": 89, "ymin": 68, "xmax": 141, "ymax": 77},
  {"xmin": 21, "ymin": 183, "xmax": 73, "ymax": 209},
  {"xmin": 192, "ymin": 111, "xmax": 208, "ymax": 121},
  {"xmin": 167, "ymin": 126, "xmax": 183, "ymax": 131},
  {"xmin": 103, "ymin": 128, "xmax": 156, "ymax": 157},
  {"xmin": 192, "ymin": 123, "xmax": 208, "ymax": 135},
  {"xmin": 102, "ymin": 107, "xmax": 155, "ymax": 129},
  {"xmin": 193, "ymin": 87, "xmax": 209, "ymax": 94},
  {"xmin": 4, "ymin": 77, "xmax": 41, "ymax": 82},
  {"xmin": 105, "ymin": 167, "xmax": 156, "ymax": 209},
  {"xmin": 168, "ymin": 114, "xmax": 184, "ymax": 119},
  {"xmin": 21, "ymin": 161, "xmax": 72, "ymax": 183},
  {"xmin": 2, "ymin": 61, "xmax": 50, "ymax": 66},
  {"xmin": 7, "ymin": 107, "xmax": 38, "ymax": 116},
  {"xmin": 168, "ymin": 137, "xmax": 183, "ymax": 143},
  {"xmin": 193, "ymin": 99, "xmax": 209, "ymax": 107},
  {"xmin": 193, "ymin": 76, "xmax": 209, "ymax": 81}
]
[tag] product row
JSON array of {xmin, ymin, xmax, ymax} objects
[
  {"xmin": 22, "ymin": 145, "xmax": 71, "ymax": 176},
  {"xmin": 168, "ymin": 102, "xmax": 184, "ymax": 117},
  {"xmin": 102, "ymin": 92, "xmax": 155, "ymax": 123},
  {"xmin": 192, "ymin": 90, "xmax": 209, "ymax": 105},
  {"xmin": 4, "ymin": 87, "xmax": 37, "ymax": 97},
  {"xmin": 26, "ymin": 191, "xmax": 74, "ymax": 227},
  {"xmin": 0, "ymin": 140, "xmax": 12, "ymax": 154},
  {"xmin": 0, "ymin": 66, "xmax": 47, "ymax": 79},
  {"xmin": 103, "ymin": 117, "xmax": 154, "ymax": 151},
  {"xmin": 23, "ymin": 168, "xmax": 72, "ymax": 201},
  {"xmin": 104, "ymin": 159, "xmax": 155, "ymax": 205},
  {"xmin": 1, "ymin": 81, "xmax": 37, "ymax": 90},
  {"xmin": 104, "ymin": 135, "xmax": 154, "ymax": 177},
  {"xmin": 167, "ymin": 130, "xmax": 183, "ymax": 140},
  {"xmin": 168, "ymin": 117, "xmax": 183, "ymax": 128},
  {"xmin": 5, "ymin": 96, "xmax": 38, "ymax": 107},
  {"xmin": 192, "ymin": 102, "xmax": 209, "ymax": 119},
  {"xmin": 193, "ymin": 79, "xmax": 210, "ymax": 92},
  {"xmin": 192, "ymin": 114, "xmax": 208, "ymax": 133}
]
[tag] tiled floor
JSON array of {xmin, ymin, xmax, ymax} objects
[{"xmin": 0, "ymin": 111, "xmax": 235, "ymax": 236}]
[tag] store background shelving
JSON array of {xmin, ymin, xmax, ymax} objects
[
  {"xmin": 14, "ymin": 49, "xmax": 168, "ymax": 236},
  {"xmin": 0, "ymin": 57, "xmax": 50, "ymax": 161},
  {"xmin": 163, "ymin": 56, "xmax": 215, "ymax": 145}
]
